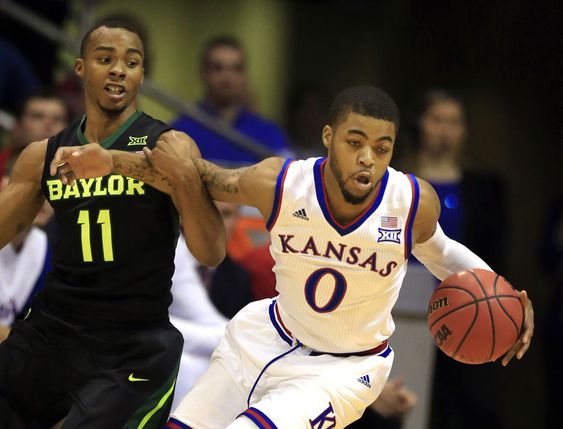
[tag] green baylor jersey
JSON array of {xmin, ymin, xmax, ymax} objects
[{"xmin": 40, "ymin": 111, "xmax": 179, "ymax": 326}]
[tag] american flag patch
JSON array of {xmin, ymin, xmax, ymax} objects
[{"xmin": 381, "ymin": 216, "xmax": 398, "ymax": 228}]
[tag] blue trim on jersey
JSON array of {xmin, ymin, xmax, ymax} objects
[
  {"xmin": 247, "ymin": 343, "xmax": 301, "ymax": 407},
  {"xmin": 240, "ymin": 407, "xmax": 278, "ymax": 429},
  {"xmin": 268, "ymin": 301, "xmax": 292, "ymax": 346},
  {"xmin": 405, "ymin": 174, "xmax": 420, "ymax": 258},
  {"xmin": 166, "ymin": 417, "xmax": 192, "ymax": 428},
  {"xmin": 313, "ymin": 158, "xmax": 389, "ymax": 236},
  {"xmin": 379, "ymin": 345, "xmax": 392, "ymax": 358},
  {"xmin": 266, "ymin": 159, "xmax": 294, "ymax": 230}
]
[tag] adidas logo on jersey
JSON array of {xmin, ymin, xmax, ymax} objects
[
  {"xmin": 357, "ymin": 375, "xmax": 371, "ymax": 388},
  {"xmin": 292, "ymin": 208, "xmax": 309, "ymax": 220}
]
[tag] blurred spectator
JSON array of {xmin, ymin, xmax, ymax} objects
[
  {"xmin": 284, "ymin": 82, "xmax": 331, "ymax": 158},
  {"xmin": 540, "ymin": 196, "xmax": 563, "ymax": 427},
  {"xmin": 169, "ymin": 233, "xmax": 227, "ymax": 411},
  {"xmin": 170, "ymin": 35, "xmax": 292, "ymax": 165},
  {"xmin": 0, "ymin": 38, "xmax": 39, "ymax": 115},
  {"xmin": 208, "ymin": 201, "xmax": 254, "ymax": 318},
  {"xmin": 0, "ymin": 88, "xmax": 70, "ymax": 178},
  {"xmin": 402, "ymin": 89, "xmax": 506, "ymax": 429}
]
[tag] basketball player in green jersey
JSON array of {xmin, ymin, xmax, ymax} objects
[{"xmin": 0, "ymin": 20, "xmax": 225, "ymax": 428}]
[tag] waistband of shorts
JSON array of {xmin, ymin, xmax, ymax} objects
[{"xmin": 268, "ymin": 299, "xmax": 390, "ymax": 358}]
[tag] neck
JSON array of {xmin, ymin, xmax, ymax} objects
[
  {"xmin": 416, "ymin": 151, "xmax": 461, "ymax": 183},
  {"xmin": 83, "ymin": 104, "xmax": 137, "ymax": 143}
]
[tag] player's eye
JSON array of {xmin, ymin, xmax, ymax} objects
[
  {"xmin": 348, "ymin": 140, "xmax": 360, "ymax": 147},
  {"xmin": 127, "ymin": 60, "xmax": 138, "ymax": 68}
]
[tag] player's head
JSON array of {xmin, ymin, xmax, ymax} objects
[
  {"xmin": 322, "ymin": 86, "xmax": 399, "ymax": 205},
  {"xmin": 76, "ymin": 19, "xmax": 145, "ymax": 115},
  {"xmin": 12, "ymin": 88, "xmax": 70, "ymax": 149},
  {"xmin": 200, "ymin": 35, "xmax": 247, "ymax": 107},
  {"xmin": 411, "ymin": 89, "xmax": 466, "ymax": 159}
]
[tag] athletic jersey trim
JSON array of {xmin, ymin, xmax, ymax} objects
[
  {"xmin": 165, "ymin": 418, "xmax": 192, "ymax": 429},
  {"xmin": 404, "ymin": 174, "xmax": 420, "ymax": 258},
  {"xmin": 76, "ymin": 110, "xmax": 143, "ymax": 149},
  {"xmin": 240, "ymin": 407, "xmax": 278, "ymax": 429},
  {"xmin": 266, "ymin": 159, "xmax": 294, "ymax": 230},
  {"xmin": 313, "ymin": 158, "xmax": 389, "ymax": 236}
]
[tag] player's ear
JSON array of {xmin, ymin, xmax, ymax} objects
[
  {"xmin": 74, "ymin": 58, "xmax": 84, "ymax": 78},
  {"xmin": 322, "ymin": 125, "xmax": 332, "ymax": 149}
]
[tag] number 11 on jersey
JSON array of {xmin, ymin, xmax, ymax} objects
[{"xmin": 77, "ymin": 209, "xmax": 114, "ymax": 262}]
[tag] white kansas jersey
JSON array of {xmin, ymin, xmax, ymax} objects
[{"xmin": 266, "ymin": 157, "xmax": 420, "ymax": 353}]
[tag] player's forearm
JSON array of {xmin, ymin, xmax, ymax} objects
[
  {"xmin": 173, "ymin": 165, "xmax": 226, "ymax": 267},
  {"xmin": 412, "ymin": 224, "xmax": 491, "ymax": 280},
  {"xmin": 193, "ymin": 158, "xmax": 250, "ymax": 203},
  {"xmin": 109, "ymin": 150, "xmax": 176, "ymax": 195}
]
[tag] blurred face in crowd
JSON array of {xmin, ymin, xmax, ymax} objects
[
  {"xmin": 12, "ymin": 98, "xmax": 68, "ymax": 149},
  {"xmin": 418, "ymin": 99, "xmax": 466, "ymax": 158},
  {"xmin": 202, "ymin": 46, "xmax": 247, "ymax": 107},
  {"xmin": 76, "ymin": 26, "xmax": 144, "ymax": 115},
  {"xmin": 215, "ymin": 201, "xmax": 239, "ymax": 238},
  {"xmin": 323, "ymin": 112, "xmax": 396, "ymax": 206}
]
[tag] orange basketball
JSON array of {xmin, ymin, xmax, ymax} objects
[{"xmin": 427, "ymin": 269, "xmax": 524, "ymax": 364}]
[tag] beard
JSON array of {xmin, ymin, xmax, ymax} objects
[{"xmin": 329, "ymin": 155, "xmax": 372, "ymax": 205}]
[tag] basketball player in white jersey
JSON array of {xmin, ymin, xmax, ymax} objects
[{"xmin": 50, "ymin": 86, "xmax": 534, "ymax": 429}]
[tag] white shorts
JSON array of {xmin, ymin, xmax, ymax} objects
[{"xmin": 170, "ymin": 299, "xmax": 394, "ymax": 429}]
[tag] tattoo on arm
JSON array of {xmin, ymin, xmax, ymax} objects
[
  {"xmin": 114, "ymin": 157, "xmax": 176, "ymax": 192},
  {"xmin": 194, "ymin": 159, "xmax": 248, "ymax": 194}
]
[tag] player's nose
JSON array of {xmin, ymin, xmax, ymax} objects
[{"xmin": 357, "ymin": 146, "xmax": 375, "ymax": 167}]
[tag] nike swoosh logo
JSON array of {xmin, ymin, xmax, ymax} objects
[{"xmin": 128, "ymin": 373, "xmax": 150, "ymax": 382}]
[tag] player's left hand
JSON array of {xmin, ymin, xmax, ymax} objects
[
  {"xmin": 501, "ymin": 290, "xmax": 534, "ymax": 366},
  {"xmin": 370, "ymin": 378, "xmax": 417, "ymax": 419}
]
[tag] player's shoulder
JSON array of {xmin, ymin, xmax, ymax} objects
[
  {"xmin": 134, "ymin": 111, "xmax": 170, "ymax": 136},
  {"xmin": 10, "ymin": 139, "xmax": 48, "ymax": 182}
]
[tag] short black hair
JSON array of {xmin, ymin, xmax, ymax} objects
[
  {"xmin": 80, "ymin": 18, "xmax": 145, "ymax": 58},
  {"xmin": 328, "ymin": 86, "xmax": 400, "ymax": 130},
  {"xmin": 200, "ymin": 35, "xmax": 245, "ymax": 69},
  {"xmin": 14, "ymin": 87, "xmax": 71, "ymax": 122}
]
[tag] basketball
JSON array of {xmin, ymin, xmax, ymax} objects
[{"xmin": 427, "ymin": 269, "xmax": 524, "ymax": 364}]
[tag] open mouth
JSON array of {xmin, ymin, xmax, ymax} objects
[
  {"xmin": 104, "ymin": 84, "xmax": 125, "ymax": 97},
  {"xmin": 352, "ymin": 172, "xmax": 372, "ymax": 188}
]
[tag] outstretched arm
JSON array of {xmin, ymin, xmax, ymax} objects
[
  {"xmin": 192, "ymin": 157, "xmax": 285, "ymax": 219},
  {"xmin": 411, "ymin": 178, "xmax": 534, "ymax": 365},
  {"xmin": 0, "ymin": 141, "xmax": 46, "ymax": 249}
]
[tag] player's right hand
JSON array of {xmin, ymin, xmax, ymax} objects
[{"xmin": 50, "ymin": 144, "xmax": 113, "ymax": 186}]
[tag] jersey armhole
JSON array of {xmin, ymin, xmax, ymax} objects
[
  {"xmin": 265, "ymin": 159, "xmax": 294, "ymax": 231},
  {"xmin": 404, "ymin": 174, "xmax": 420, "ymax": 259}
]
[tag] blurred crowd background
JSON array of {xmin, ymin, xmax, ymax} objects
[{"xmin": 0, "ymin": 1, "xmax": 561, "ymax": 428}]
